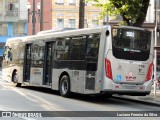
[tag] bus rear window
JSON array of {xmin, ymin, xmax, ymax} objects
[{"xmin": 112, "ymin": 28, "xmax": 151, "ymax": 61}]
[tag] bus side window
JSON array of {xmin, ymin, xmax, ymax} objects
[
  {"xmin": 55, "ymin": 38, "xmax": 69, "ymax": 60},
  {"xmin": 3, "ymin": 47, "xmax": 7, "ymax": 60},
  {"xmin": 85, "ymin": 34, "xmax": 100, "ymax": 71},
  {"xmin": 8, "ymin": 51, "xmax": 12, "ymax": 61},
  {"xmin": 86, "ymin": 34, "xmax": 100, "ymax": 57},
  {"xmin": 3, "ymin": 46, "xmax": 12, "ymax": 61},
  {"xmin": 69, "ymin": 36, "xmax": 86, "ymax": 60},
  {"xmin": 63, "ymin": 39, "xmax": 69, "ymax": 60}
]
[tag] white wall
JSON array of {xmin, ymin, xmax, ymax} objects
[
  {"xmin": 19, "ymin": 0, "xmax": 28, "ymax": 21},
  {"xmin": 145, "ymin": 0, "xmax": 155, "ymax": 23}
]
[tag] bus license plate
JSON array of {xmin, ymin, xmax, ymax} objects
[{"xmin": 123, "ymin": 85, "xmax": 137, "ymax": 89}]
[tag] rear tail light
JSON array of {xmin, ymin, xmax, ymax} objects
[
  {"xmin": 105, "ymin": 58, "xmax": 113, "ymax": 80},
  {"xmin": 146, "ymin": 63, "xmax": 153, "ymax": 81}
]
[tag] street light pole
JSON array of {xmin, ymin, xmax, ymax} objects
[
  {"xmin": 40, "ymin": 0, "xmax": 43, "ymax": 31},
  {"xmin": 32, "ymin": 0, "xmax": 36, "ymax": 35},
  {"xmin": 154, "ymin": 0, "xmax": 157, "ymax": 95},
  {"xmin": 27, "ymin": 1, "xmax": 40, "ymax": 35}
]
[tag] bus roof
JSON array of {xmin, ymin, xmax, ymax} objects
[
  {"xmin": 114, "ymin": 25, "xmax": 150, "ymax": 31},
  {"xmin": 37, "ymin": 28, "xmax": 77, "ymax": 35},
  {"xmin": 15, "ymin": 25, "xmax": 150, "ymax": 43},
  {"xmin": 23, "ymin": 26, "xmax": 109, "ymax": 43}
]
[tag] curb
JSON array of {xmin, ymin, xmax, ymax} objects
[
  {"xmin": 113, "ymin": 95, "xmax": 160, "ymax": 107},
  {"xmin": 151, "ymin": 92, "xmax": 160, "ymax": 96}
]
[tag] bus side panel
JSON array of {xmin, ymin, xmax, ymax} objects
[
  {"xmin": 51, "ymin": 69, "xmax": 60, "ymax": 90},
  {"xmin": 2, "ymin": 66, "xmax": 23, "ymax": 83},
  {"xmin": 30, "ymin": 67, "xmax": 43, "ymax": 86},
  {"xmin": 52, "ymin": 69, "xmax": 85, "ymax": 94},
  {"xmin": 18, "ymin": 67, "xmax": 23, "ymax": 83},
  {"xmin": 2, "ymin": 67, "xmax": 12, "ymax": 82},
  {"xmin": 72, "ymin": 70, "xmax": 85, "ymax": 93},
  {"xmin": 2, "ymin": 41, "xmax": 24, "ymax": 83},
  {"xmin": 83, "ymin": 27, "xmax": 110, "ymax": 94},
  {"xmin": 97, "ymin": 26, "xmax": 113, "ymax": 93},
  {"xmin": 52, "ymin": 69, "xmax": 75, "ymax": 91}
]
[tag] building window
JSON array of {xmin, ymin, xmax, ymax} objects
[
  {"xmin": 56, "ymin": 0, "xmax": 64, "ymax": 5},
  {"xmin": 4, "ymin": 0, "xmax": 19, "ymax": 17},
  {"xmin": 0, "ymin": 1, "xmax": 3, "ymax": 16},
  {"xmin": 68, "ymin": 19, "xmax": 75, "ymax": 28},
  {"xmin": 13, "ymin": 23, "xmax": 25, "ymax": 36},
  {"xmin": 84, "ymin": 19, "xmax": 88, "ymax": 28},
  {"xmin": 0, "ymin": 23, "xmax": 8, "ymax": 36},
  {"xmin": 68, "ymin": 0, "xmax": 76, "ymax": 5},
  {"xmin": 57, "ymin": 19, "xmax": 64, "ymax": 29},
  {"xmin": 92, "ymin": 20, "xmax": 99, "ymax": 27}
]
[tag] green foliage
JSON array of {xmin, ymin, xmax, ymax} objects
[{"xmin": 86, "ymin": 0, "xmax": 150, "ymax": 27}]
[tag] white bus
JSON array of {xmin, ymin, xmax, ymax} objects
[{"xmin": 2, "ymin": 25, "xmax": 154, "ymax": 97}]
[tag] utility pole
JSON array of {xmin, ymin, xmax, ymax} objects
[
  {"xmin": 32, "ymin": 0, "xmax": 36, "ymax": 35},
  {"xmin": 79, "ymin": 0, "xmax": 85, "ymax": 29},
  {"xmin": 40, "ymin": 0, "xmax": 43, "ymax": 31},
  {"xmin": 154, "ymin": 0, "xmax": 157, "ymax": 96}
]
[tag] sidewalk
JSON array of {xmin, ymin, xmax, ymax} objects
[{"xmin": 114, "ymin": 89, "xmax": 160, "ymax": 106}]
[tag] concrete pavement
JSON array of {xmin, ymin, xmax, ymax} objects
[{"xmin": 114, "ymin": 88, "xmax": 160, "ymax": 107}]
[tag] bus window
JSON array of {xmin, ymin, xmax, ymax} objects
[
  {"xmin": 69, "ymin": 36, "xmax": 86, "ymax": 60},
  {"xmin": 55, "ymin": 38, "xmax": 69, "ymax": 60},
  {"xmin": 31, "ymin": 44, "xmax": 44, "ymax": 67},
  {"xmin": 86, "ymin": 34, "xmax": 100, "ymax": 57},
  {"xmin": 85, "ymin": 34, "xmax": 100, "ymax": 71},
  {"xmin": 112, "ymin": 28, "xmax": 151, "ymax": 61},
  {"xmin": 3, "ymin": 46, "xmax": 12, "ymax": 61}
]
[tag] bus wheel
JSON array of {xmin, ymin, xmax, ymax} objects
[
  {"xmin": 12, "ymin": 71, "xmax": 21, "ymax": 87},
  {"xmin": 60, "ymin": 75, "xmax": 70, "ymax": 97}
]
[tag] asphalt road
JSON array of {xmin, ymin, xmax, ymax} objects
[{"xmin": 0, "ymin": 71, "xmax": 160, "ymax": 120}]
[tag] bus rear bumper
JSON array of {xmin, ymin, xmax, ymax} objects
[{"xmin": 101, "ymin": 79, "xmax": 153, "ymax": 96}]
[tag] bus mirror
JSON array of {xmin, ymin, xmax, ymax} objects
[{"xmin": 106, "ymin": 30, "xmax": 109, "ymax": 36}]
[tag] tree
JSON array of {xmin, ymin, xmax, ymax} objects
[{"xmin": 89, "ymin": 0, "xmax": 150, "ymax": 27}]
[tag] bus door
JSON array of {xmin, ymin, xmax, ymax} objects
[
  {"xmin": 43, "ymin": 42, "xmax": 55, "ymax": 86},
  {"xmin": 85, "ymin": 34, "xmax": 100, "ymax": 90},
  {"xmin": 24, "ymin": 44, "xmax": 32, "ymax": 82}
]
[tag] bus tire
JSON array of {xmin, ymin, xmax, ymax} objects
[
  {"xmin": 59, "ymin": 75, "xmax": 71, "ymax": 97},
  {"xmin": 12, "ymin": 71, "xmax": 21, "ymax": 87}
]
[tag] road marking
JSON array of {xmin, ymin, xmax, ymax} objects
[
  {"xmin": 0, "ymin": 80, "xmax": 66, "ymax": 111},
  {"xmin": 25, "ymin": 93, "xmax": 66, "ymax": 111},
  {"xmin": 12, "ymin": 88, "xmax": 66, "ymax": 111},
  {"xmin": 0, "ymin": 106, "xmax": 8, "ymax": 111}
]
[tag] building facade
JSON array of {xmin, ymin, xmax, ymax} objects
[
  {"xmin": 52, "ymin": 0, "xmax": 105, "ymax": 29},
  {"xmin": 27, "ymin": 0, "xmax": 52, "ymax": 35},
  {"xmin": 52, "ymin": 0, "xmax": 155, "ymax": 29},
  {"xmin": 0, "ymin": 0, "xmax": 28, "ymax": 67}
]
